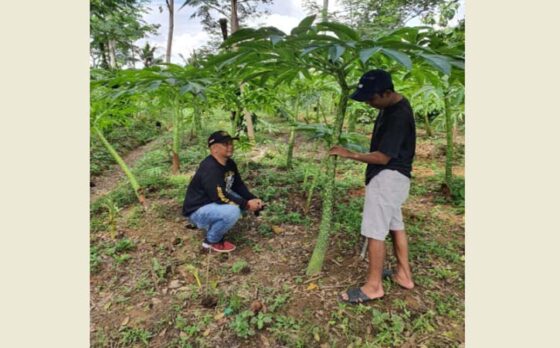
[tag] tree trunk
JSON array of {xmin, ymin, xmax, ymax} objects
[
  {"xmin": 98, "ymin": 42, "xmax": 109, "ymax": 69},
  {"xmin": 128, "ymin": 41, "xmax": 135, "ymax": 68},
  {"xmin": 107, "ymin": 40, "xmax": 117, "ymax": 69},
  {"xmin": 172, "ymin": 101, "xmax": 182, "ymax": 174},
  {"xmin": 444, "ymin": 90, "xmax": 453, "ymax": 191},
  {"xmin": 219, "ymin": 18, "xmax": 228, "ymax": 40},
  {"xmin": 286, "ymin": 127, "xmax": 296, "ymax": 169},
  {"xmin": 230, "ymin": 0, "xmax": 239, "ymax": 33},
  {"xmin": 230, "ymin": 1, "xmax": 255, "ymax": 143},
  {"xmin": 232, "ymin": 108, "xmax": 243, "ymax": 135},
  {"xmin": 306, "ymin": 79, "xmax": 349, "ymax": 276},
  {"xmin": 348, "ymin": 111, "xmax": 357, "ymax": 132},
  {"xmin": 286, "ymin": 98, "xmax": 300, "ymax": 169},
  {"xmin": 94, "ymin": 127, "xmax": 146, "ymax": 208},
  {"xmin": 322, "ymin": 0, "xmax": 329, "ymax": 22},
  {"xmin": 422, "ymin": 113, "xmax": 433, "ymax": 137},
  {"xmin": 193, "ymin": 101, "xmax": 202, "ymax": 135},
  {"xmin": 243, "ymin": 109, "xmax": 256, "ymax": 142},
  {"xmin": 166, "ymin": 0, "xmax": 174, "ymax": 64}
]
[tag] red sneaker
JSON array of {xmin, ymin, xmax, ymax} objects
[{"xmin": 202, "ymin": 240, "xmax": 236, "ymax": 253}]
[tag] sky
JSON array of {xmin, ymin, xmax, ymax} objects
[{"xmin": 135, "ymin": 0, "xmax": 465, "ymax": 65}]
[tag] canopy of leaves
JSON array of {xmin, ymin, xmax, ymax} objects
[
  {"xmin": 179, "ymin": 0, "xmax": 274, "ymax": 53},
  {"xmin": 90, "ymin": 0, "xmax": 159, "ymax": 69}
]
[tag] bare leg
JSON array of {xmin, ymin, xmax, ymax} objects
[
  {"xmin": 389, "ymin": 229, "xmax": 414, "ymax": 289},
  {"xmin": 341, "ymin": 237, "xmax": 385, "ymax": 300}
]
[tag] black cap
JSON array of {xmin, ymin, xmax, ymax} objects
[
  {"xmin": 207, "ymin": 130, "xmax": 238, "ymax": 147},
  {"xmin": 349, "ymin": 69, "xmax": 394, "ymax": 102}
]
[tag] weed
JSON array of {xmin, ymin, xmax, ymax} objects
[
  {"xmin": 152, "ymin": 257, "xmax": 167, "ymax": 281},
  {"xmin": 268, "ymin": 292, "xmax": 290, "ymax": 312},
  {"xmin": 120, "ymin": 327, "xmax": 152, "ymax": 346},
  {"xmin": 230, "ymin": 310, "xmax": 255, "ymax": 338},
  {"xmin": 90, "ymin": 245, "xmax": 102, "ymax": 273},
  {"xmin": 231, "ymin": 259, "xmax": 249, "ymax": 274}
]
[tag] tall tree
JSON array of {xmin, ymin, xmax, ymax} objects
[
  {"xmin": 136, "ymin": 42, "xmax": 163, "ymax": 67},
  {"xmin": 165, "ymin": 0, "xmax": 174, "ymax": 63},
  {"xmin": 303, "ymin": 0, "xmax": 461, "ymax": 36},
  {"xmin": 180, "ymin": 0, "xmax": 273, "ymax": 51},
  {"xmin": 322, "ymin": 0, "xmax": 329, "ymax": 22}
]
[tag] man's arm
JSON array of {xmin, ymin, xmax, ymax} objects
[
  {"xmin": 199, "ymin": 165, "xmax": 248, "ymax": 208},
  {"xmin": 329, "ymin": 146, "xmax": 391, "ymax": 165},
  {"xmin": 230, "ymin": 164, "xmax": 264, "ymax": 212}
]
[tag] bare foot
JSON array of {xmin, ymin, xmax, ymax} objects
[
  {"xmin": 393, "ymin": 270, "xmax": 415, "ymax": 289},
  {"xmin": 340, "ymin": 284, "xmax": 384, "ymax": 301}
]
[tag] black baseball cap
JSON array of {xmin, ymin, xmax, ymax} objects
[
  {"xmin": 349, "ymin": 69, "xmax": 394, "ymax": 102},
  {"xmin": 207, "ymin": 130, "xmax": 238, "ymax": 147}
]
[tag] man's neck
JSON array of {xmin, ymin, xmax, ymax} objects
[
  {"xmin": 386, "ymin": 92, "xmax": 403, "ymax": 108},
  {"xmin": 211, "ymin": 153, "xmax": 228, "ymax": 166}
]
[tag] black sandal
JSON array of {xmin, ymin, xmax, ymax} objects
[{"xmin": 340, "ymin": 288, "xmax": 383, "ymax": 304}]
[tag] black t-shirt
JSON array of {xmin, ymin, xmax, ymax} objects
[
  {"xmin": 182, "ymin": 155, "xmax": 256, "ymax": 216},
  {"xmin": 365, "ymin": 97, "xmax": 416, "ymax": 185}
]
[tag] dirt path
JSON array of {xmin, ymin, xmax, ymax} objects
[{"xmin": 90, "ymin": 139, "xmax": 161, "ymax": 202}]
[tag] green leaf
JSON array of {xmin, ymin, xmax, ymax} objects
[
  {"xmin": 328, "ymin": 44, "xmax": 345, "ymax": 62},
  {"xmin": 270, "ymin": 35, "xmax": 283, "ymax": 46},
  {"xmin": 301, "ymin": 46, "xmax": 320, "ymax": 56},
  {"xmin": 217, "ymin": 53, "xmax": 246, "ymax": 70},
  {"xmin": 317, "ymin": 21, "xmax": 360, "ymax": 41},
  {"xmin": 359, "ymin": 47, "xmax": 381, "ymax": 64},
  {"xmin": 147, "ymin": 80, "xmax": 162, "ymax": 92},
  {"xmin": 419, "ymin": 54, "xmax": 452, "ymax": 75},
  {"xmin": 223, "ymin": 28, "xmax": 259, "ymax": 46},
  {"xmin": 450, "ymin": 59, "xmax": 465, "ymax": 70},
  {"xmin": 178, "ymin": 0, "xmax": 194, "ymax": 11},
  {"xmin": 291, "ymin": 15, "xmax": 316, "ymax": 35},
  {"xmin": 380, "ymin": 48, "xmax": 412, "ymax": 69}
]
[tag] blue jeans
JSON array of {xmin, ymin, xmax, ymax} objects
[{"xmin": 189, "ymin": 203, "xmax": 242, "ymax": 243}]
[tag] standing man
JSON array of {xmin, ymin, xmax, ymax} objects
[
  {"xmin": 330, "ymin": 69, "xmax": 416, "ymax": 303},
  {"xmin": 182, "ymin": 130, "xmax": 264, "ymax": 253}
]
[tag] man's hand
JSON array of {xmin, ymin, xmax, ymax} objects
[
  {"xmin": 329, "ymin": 145, "xmax": 353, "ymax": 158},
  {"xmin": 247, "ymin": 199, "xmax": 264, "ymax": 212}
]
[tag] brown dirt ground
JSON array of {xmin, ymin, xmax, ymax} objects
[{"xmin": 90, "ymin": 132, "xmax": 464, "ymax": 347}]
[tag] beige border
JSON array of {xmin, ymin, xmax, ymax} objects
[
  {"xmin": 466, "ymin": 0, "xmax": 560, "ymax": 346},
  {"xmin": 0, "ymin": 1, "xmax": 89, "ymax": 347}
]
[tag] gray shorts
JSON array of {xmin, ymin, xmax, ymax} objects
[{"xmin": 361, "ymin": 169, "xmax": 411, "ymax": 241}]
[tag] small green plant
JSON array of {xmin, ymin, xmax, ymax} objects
[
  {"xmin": 113, "ymin": 253, "xmax": 131, "ymax": 264},
  {"xmin": 185, "ymin": 264, "xmax": 202, "ymax": 288},
  {"xmin": 106, "ymin": 238, "xmax": 135, "ymax": 255},
  {"xmin": 369, "ymin": 309, "xmax": 406, "ymax": 346},
  {"xmin": 90, "ymin": 245, "xmax": 102, "ymax": 273},
  {"xmin": 269, "ymin": 315, "xmax": 301, "ymax": 345},
  {"xmin": 257, "ymin": 224, "xmax": 273, "ymax": 237},
  {"xmin": 230, "ymin": 310, "xmax": 255, "ymax": 338},
  {"xmin": 226, "ymin": 294, "xmax": 244, "ymax": 314},
  {"xmin": 412, "ymin": 310, "xmax": 436, "ymax": 333},
  {"xmin": 103, "ymin": 198, "xmax": 121, "ymax": 239},
  {"xmin": 175, "ymin": 315, "xmax": 201, "ymax": 337},
  {"xmin": 284, "ymin": 212, "xmax": 305, "ymax": 225},
  {"xmin": 231, "ymin": 259, "xmax": 249, "ymax": 273},
  {"xmin": 151, "ymin": 257, "xmax": 166, "ymax": 281},
  {"xmin": 269, "ymin": 292, "xmax": 290, "ymax": 312},
  {"xmin": 120, "ymin": 327, "xmax": 152, "ymax": 346},
  {"xmin": 135, "ymin": 275, "xmax": 153, "ymax": 292},
  {"xmin": 252, "ymin": 312, "xmax": 273, "ymax": 329},
  {"xmin": 104, "ymin": 238, "xmax": 135, "ymax": 265}
]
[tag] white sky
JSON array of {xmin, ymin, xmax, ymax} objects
[{"xmin": 136, "ymin": 0, "xmax": 465, "ymax": 65}]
